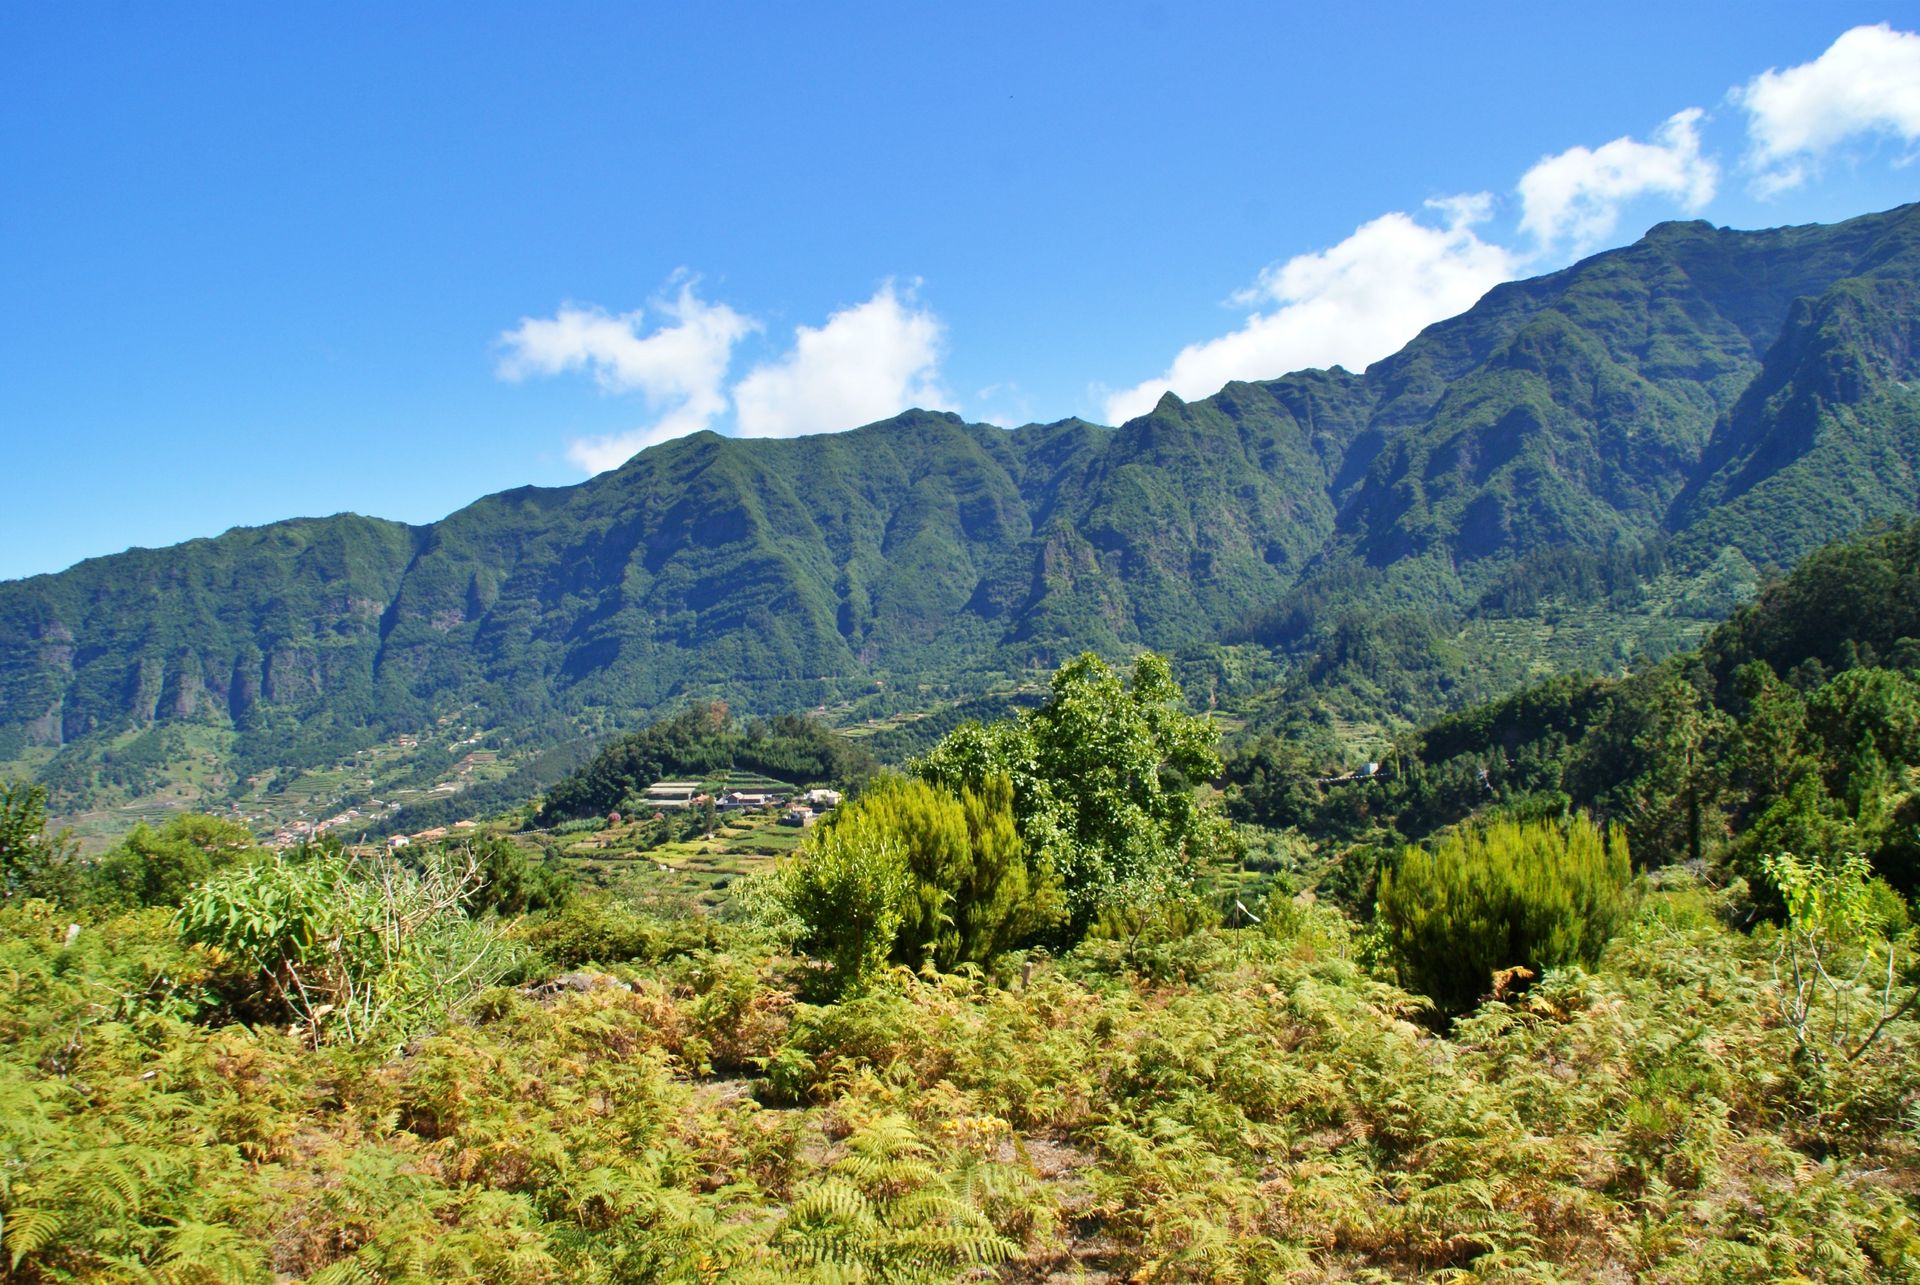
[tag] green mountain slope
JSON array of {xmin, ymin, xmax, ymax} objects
[
  {"xmin": 1226, "ymin": 520, "xmax": 1920, "ymax": 903},
  {"xmin": 6, "ymin": 202, "xmax": 1920, "ymax": 817}
]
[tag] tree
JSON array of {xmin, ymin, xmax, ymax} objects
[
  {"xmin": 1572, "ymin": 667, "xmax": 1731, "ymax": 867},
  {"xmin": 1762, "ymin": 850, "xmax": 1918, "ymax": 1064},
  {"xmin": 461, "ymin": 833, "xmax": 572, "ymax": 916},
  {"xmin": 1804, "ymin": 667, "xmax": 1920, "ymax": 814},
  {"xmin": 915, "ymin": 652, "xmax": 1226, "ymax": 933},
  {"xmin": 89, "ymin": 813, "xmax": 264, "ymax": 909},
  {"xmin": 1378, "ymin": 815, "xmax": 1633, "ymax": 1016},
  {"xmin": 1220, "ymin": 735, "xmax": 1323, "ymax": 831},
  {"xmin": 779, "ymin": 821, "xmax": 909, "ymax": 997},
  {"xmin": 815, "ymin": 774, "xmax": 1062, "ymax": 973},
  {"xmin": 0, "ymin": 780, "xmax": 79, "ymax": 905}
]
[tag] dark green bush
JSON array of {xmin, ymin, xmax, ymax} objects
[
  {"xmin": 1379, "ymin": 815, "xmax": 1633, "ymax": 1015},
  {"xmin": 89, "ymin": 813, "xmax": 265, "ymax": 910}
]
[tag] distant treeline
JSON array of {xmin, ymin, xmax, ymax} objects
[
  {"xmin": 537, "ymin": 703, "xmax": 874, "ymax": 823},
  {"xmin": 1226, "ymin": 520, "xmax": 1920, "ymax": 905}
]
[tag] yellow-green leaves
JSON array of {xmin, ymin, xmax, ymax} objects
[{"xmin": 1379, "ymin": 815, "xmax": 1632, "ymax": 1015}]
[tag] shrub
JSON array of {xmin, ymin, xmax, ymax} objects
[
  {"xmin": 914, "ymin": 651, "xmax": 1226, "ymax": 934},
  {"xmin": 780, "ymin": 821, "xmax": 908, "ymax": 997},
  {"xmin": 460, "ymin": 833, "xmax": 572, "ymax": 915},
  {"xmin": 1378, "ymin": 815, "xmax": 1632, "ymax": 1015},
  {"xmin": 0, "ymin": 780, "xmax": 80, "ymax": 906},
  {"xmin": 826, "ymin": 774, "xmax": 1062, "ymax": 973},
  {"xmin": 175, "ymin": 845, "xmax": 519, "ymax": 1046},
  {"xmin": 89, "ymin": 813, "xmax": 265, "ymax": 909},
  {"xmin": 511, "ymin": 892, "xmax": 700, "ymax": 970}
]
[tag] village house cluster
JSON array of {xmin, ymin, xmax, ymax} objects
[{"xmin": 637, "ymin": 780, "xmax": 842, "ymax": 827}]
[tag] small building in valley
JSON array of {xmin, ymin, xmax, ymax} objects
[{"xmin": 644, "ymin": 782, "xmax": 703, "ymax": 810}]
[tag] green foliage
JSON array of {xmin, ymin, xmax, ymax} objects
[
  {"xmin": 1228, "ymin": 520, "xmax": 1920, "ymax": 909},
  {"xmin": 175, "ymin": 845, "xmax": 520, "ymax": 1045},
  {"xmin": 540, "ymin": 703, "xmax": 875, "ymax": 823},
  {"xmin": 462, "ymin": 832, "xmax": 572, "ymax": 916},
  {"xmin": 1379, "ymin": 815, "xmax": 1634, "ymax": 1015},
  {"xmin": 916, "ymin": 652, "xmax": 1227, "ymax": 931},
  {"xmin": 88, "ymin": 811, "xmax": 266, "ymax": 909},
  {"xmin": 513, "ymin": 891, "xmax": 713, "ymax": 969},
  {"xmin": 1762, "ymin": 850, "xmax": 1919, "ymax": 1066},
  {"xmin": 2, "ymin": 852, "xmax": 1918, "ymax": 1282},
  {"xmin": 0, "ymin": 780, "xmax": 79, "ymax": 905},
  {"xmin": 816, "ymin": 773, "xmax": 1062, "ymax": 974},
  {"xmin": 1220, "ymin": 735, "xmax": 1325, "ymax": 831},
  {"xmin": 779, "ymin": 820, "xmax": 910, "ymax": 997}
]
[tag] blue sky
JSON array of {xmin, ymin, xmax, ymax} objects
[{"xmin": 3, "ymin": 3, "xmax": 1918, "ymax": 580}]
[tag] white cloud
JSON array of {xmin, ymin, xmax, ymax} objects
[
  {"xmin": 731, "ymin": 282, "xmax": 953, "ymax": 438},
  {"xmin": 1737, "ymin": 23, "xmax": 1920, "ymax": 195},
  {"xmin": 1517, "ymin": 108, "xmax": 1719, "ymax": 252},
  {"xmin": 495, "ymin": 281, "xmax": 758, "ymax": 473},
  {"xmin": 562, "ymin": 417, "xmax": 712, "ymax": 475},
  {"xmin": 1102, "ymin": 197, "xmax": 1519, "ymax": 425}
]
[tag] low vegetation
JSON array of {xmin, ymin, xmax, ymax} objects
[{"xmin": 3, "ymin": 855, "xmax": 1915, "ymax": 1281}]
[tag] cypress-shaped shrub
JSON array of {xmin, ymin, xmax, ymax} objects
[
  {"xmin": 801, "ymin": 774, "xmax": 1061, "ymax": 976},
  {"xmin": 1378, "ymin": 815, "xmax": 1632, "ymax": 1015}
]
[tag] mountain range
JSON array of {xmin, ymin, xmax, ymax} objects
[{"xmin": 6, "ymin": 201, "xmax": 1920, "ymax": 818}]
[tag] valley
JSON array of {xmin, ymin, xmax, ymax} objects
[
  {"xmin": 9, "ymin": 204, "xmax": 1920, "ymax": 836},
  {"xmin": 8, "ymin": 199, "xmax": 1920, "ymax": 1283}
]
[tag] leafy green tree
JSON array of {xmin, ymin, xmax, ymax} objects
[
  {"xmin": 0, "ymin": 780, "xmax": 79, "ymax": 905},
  {"xmin": 1804, "ymin": 667, "xmax": 1920, "ymax": 812},
  {"xmin": 88, "ymin": 812, "xmax": 264, "ymax": 909},
  {"xmin": 1762, "ymin": 850, "xmax": 1918, "ymax": 1064},
  {"xmin": 779, "ymin": 820, "xmax": 908, "ymax": 997},
  {"xmin": 952, "ymin": 773, "xmax": 1062, "ymax": 962},
  {"xmin": 1379, "ymin": 815, "xmax": 1633, "ymax": 1016},
  {"xmin": 1571, "ymin": 668, "xmax": 1731, "ymax": 867},
  {"xmin": 915, "ymin": 652, "xmax": 1226, "ymax": 933},
  {"xmin": 1728, "ymin": 661, "xmax": 1814, "ymax": 804}
]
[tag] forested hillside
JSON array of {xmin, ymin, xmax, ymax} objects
[
  {"xmin": 1227, "ymin": 520, "xmax": 1920, "ymax": 923},
  {"xmin": 4, "ymin": 628, "xmax": 1915, "ymax": 1281},
  {"xmin": 6, "ymin": 202, "xmax": 1920, "ymax": 820}
]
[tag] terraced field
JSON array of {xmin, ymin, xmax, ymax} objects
[{"xmin": 549, "ymin": 809, "xmax": 810, "ymax": 906}]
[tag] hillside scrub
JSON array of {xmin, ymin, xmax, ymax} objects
[
  {"xmin": 12, "ymin": 525, "xmax": 1920, "ymax": 1278},
  {"xmin": 1378, "ymin": 815, "xmax": 1634, "ymax": 1015},
  {"xmin": 175, "ymin": 843, "xmax": 524, "ymax": 1048},
  {"xmin": 2, "ymin": 871, "xmax": 1916, "ymax": 1282},
  {"xmin": 1225, "ymin": 520, "xmax": 1920, "ymax": 901}
]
